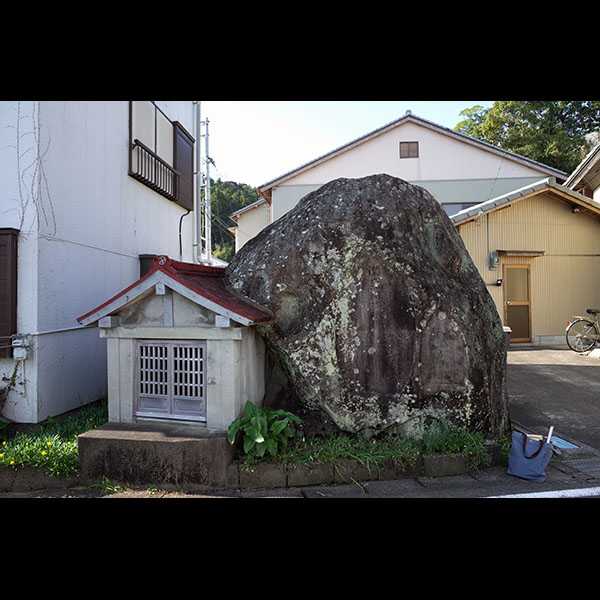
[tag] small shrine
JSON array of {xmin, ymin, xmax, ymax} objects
[{"xmin": 78, "ymin": 256, "xmax": 273, "ymax": 431}]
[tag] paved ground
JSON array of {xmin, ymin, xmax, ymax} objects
[
  {"xmin": 2, "ymin": 344, "xmax": 600, "ymax": 498},
  {"xmin": 506, "ymin": 344, "xmax": 600, "ymax": 451}
]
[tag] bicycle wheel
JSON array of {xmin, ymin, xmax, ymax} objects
[{"xmin": 566, "ymin": 319, "xmax": 598, "ymax": 352}]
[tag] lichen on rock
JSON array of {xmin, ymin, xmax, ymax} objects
[{"xmin": 226, "ymin": 174, "xmax": 509, "ymax": 439}]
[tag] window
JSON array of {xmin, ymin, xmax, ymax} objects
[
  {"xmin": 399, "ymin": 141, "xmax": 419, "ymax": 158},
  {"xmin": 129, "ymin": 101, "xmax": 195, "ymax": 211},
  {"xmin": 0, "ymin": 229, "xmax": 18, "ymax": 359},
  {"xmin": 136, "ymin": 341, "xmax": 206, "ymax": 421}
]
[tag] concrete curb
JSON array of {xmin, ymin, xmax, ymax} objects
[
  {"xmin": 0, "ymin": 466, "xmax": 79, "ymax": 493},
  {"xmin": 0, "ymin": 443, "xmax": 503, "ymax": 495}
]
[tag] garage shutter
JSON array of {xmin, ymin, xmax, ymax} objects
[
  {"xmin": 173, "ymin": 122, "xmax": 195, "ymax": 211},
  {"xmin": 0, "ymin": 229, "xmax": 18, "ymax": 359}
]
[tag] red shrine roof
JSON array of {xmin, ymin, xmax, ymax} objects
[{"xmin": 77, "ymin": 255, "xmax": 273, "ymax": 327}]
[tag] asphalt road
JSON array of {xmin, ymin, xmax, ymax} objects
[{"xmin": 506, "ymin": 344, "xmax": 600, "ymax": 450}]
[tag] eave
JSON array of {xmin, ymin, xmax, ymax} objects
[
  {"xmin": 450, "ymin": 177, "xmax": 600, "ymax": 227},
  {"xmin": 77, "ymin": 256, "xmax": 274, "ymax": 328}
]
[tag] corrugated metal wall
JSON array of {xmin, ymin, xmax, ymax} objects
[{"xmin": 458, "ymin": 192, "xmax": 600, "ymax": 338}]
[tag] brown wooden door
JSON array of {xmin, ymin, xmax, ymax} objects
[{"xmin": 504, "ymin": 265, "xmax": 531, "ymax": 342}]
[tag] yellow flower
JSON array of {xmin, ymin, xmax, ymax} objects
[
  {"xmin": 46, "ymin": 441, "xmax": 51, "ymax": 446},
  {"xmin": 41, "ymin": 451, "xmax": 46, "ymax": 456},
  {"xmin": 10, "ymin": 460, "xmax": 14, "ymax": 465},
  {"xmin": 2, "ymin": 441, "xmax": 6, "ymax": 445},
  {"xmin": 0, "ymin": 453, "xmax": 4, "ymax": 458}
]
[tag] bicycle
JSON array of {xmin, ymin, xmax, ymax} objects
[{"xmin": 566, "ymin": 309, "xmax": 600, "ymax": 352}]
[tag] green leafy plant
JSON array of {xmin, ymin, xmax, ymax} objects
[{"xmin": 227, "ymin": 401, "xmax": 303, "ymax": 460}]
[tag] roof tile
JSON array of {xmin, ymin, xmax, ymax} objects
[{"xmin": 78, "ymin": 256, "xmax": 273, "ymax": 325}]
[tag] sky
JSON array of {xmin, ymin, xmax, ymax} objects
[{"xmin": 199, "ymin": 101, "xmax": 494, "ymax": 188}]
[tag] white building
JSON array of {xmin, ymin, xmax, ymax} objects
[
  {"xmin": 0, "ymin": 101, "xmax": 201, "ymax": 423},
  {"xmin": 231, "ymin": 111, "xmax": 567, "ymax": 252}
]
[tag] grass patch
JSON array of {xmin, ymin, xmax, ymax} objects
[
  {"xmin": 0, "ymin": 399, "xmax": 509, "ymax": 483},
  {"xmin": 271, "ymin": 433, "xmax": 423, "ymax": 475},
  {"xmin": 421, "ymin": 419, "xmax": 492, "ymax": 468},
  {"xmin": 0, "ymin": 400, "xmax": 108, "ymax": 478},
  {"xmin": 228, "ymin": 402, "xmax": 502, "ymax": 474},
  {"xmin": 235, "ymin": 419, "xmax": 503, "ymax": 473}
]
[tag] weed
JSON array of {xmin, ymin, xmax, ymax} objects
[
  {"xmin": 231, "ymin": 412, "xmax": 495, "ymax": 473},
  {"xmin": 227, "ymin": 401, "xmax": 303, "ymax": 460},
  {"xmin": 236, "ymin": 430, "xmax": 423, "ymax": 474},
  {"xmin": 0, "ymin": 399, "xmax": 108, "ymax": 478},
  {"xmin": 90, "ymin": 476, "xmax": 125, "ymax": 494},
  {"xmin": 420, "ymin": 419, "xmax": 491, "ymax": 468}
]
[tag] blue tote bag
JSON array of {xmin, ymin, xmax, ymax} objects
[{"xmin": 507, "ymin": 431, "xmax": 553, "ymax": 482}]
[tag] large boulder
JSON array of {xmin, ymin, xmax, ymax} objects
[{"xmin": 226, "ymin": 174, "xmax": 509, "ymax": 439}]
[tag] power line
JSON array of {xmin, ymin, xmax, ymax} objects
[
  {"xmin": 211, "ymin": 214, "xmax": 236, "ymax": 238},
  {"xmin": 202, "ymin": 155, "xmax": 259, "ymax": 244}
]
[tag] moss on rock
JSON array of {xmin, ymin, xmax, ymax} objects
[{"xmin": 227, "ymin": 175, "xmax": 509, "ymax": 439}]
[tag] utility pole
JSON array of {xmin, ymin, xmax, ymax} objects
[
  {"xmin": 194, "ymin": 101, "xmax": 212, "ymax": 264},
  {"xmin": 202, "ymin": 117, "xmax": 212, "ymax": 264}
]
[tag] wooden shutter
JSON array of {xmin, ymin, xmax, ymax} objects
[
  {"xmin": 0, "ymin": 229, "xmax": 18, "ymax": 359},
  {"xmin": 172, "ymin": 344, "xmax": 205, "ymax": 416},
  {"xmin": 136, "ymin": 341, "xmax": 206, "ymax": 421},
  {"xmin": 173, "ymin": 122, "xmax": 195, "ymax": 211}
]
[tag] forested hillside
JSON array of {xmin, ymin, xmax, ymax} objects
[{"xmin": 208, "ymin": 178, "xmax": 258, "ymax": 262}]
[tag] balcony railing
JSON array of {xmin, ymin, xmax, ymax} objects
[{"xmin": 129, "ymin": 139, "xmax": 180, "ymax": 202}]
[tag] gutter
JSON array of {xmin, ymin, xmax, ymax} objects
[
  {"xmin": 563, "ymin": 143, "xmax": 600, "ymax": 189},
  {"xmin": 194, "ymin": 101, "xmax": 202, "ymax": 263}
]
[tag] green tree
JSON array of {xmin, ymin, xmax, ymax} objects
[
  {"xmin": 453, "ymin": 104, "xmax": 489, "ymax": 138},
  {"xmin": 454, "ymin": 101, "xmax": 600, "ymax": 174},
  {"xmin": 207, "ymin": 178, "xmax": 259, "ymax": 260}
]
